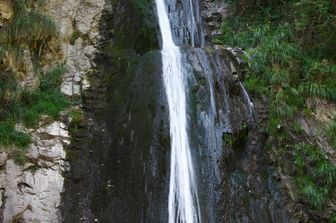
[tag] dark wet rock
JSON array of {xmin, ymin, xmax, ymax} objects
[
  {"xmin": 61, "ymin": 0, "xmax": 295, "ymax": 222},
  {"xmin": 202, "ymin": 0, "xmax": 230, "ymax": 41},
  {"xmin": 221, "ymin": 46, "xmax": 248, "ymax": 80}
]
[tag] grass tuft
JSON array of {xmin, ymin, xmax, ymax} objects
[
  {"xmin": 293, "ymin": 143, "xmax": 336, "ymax": 209},
  {"xmin": 0, "ymin": 65, "xmax": 68, "ymax": 153}
]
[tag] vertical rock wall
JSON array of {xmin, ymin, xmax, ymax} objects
[{"xmin": 0, "ymin": 1, "xmax": 105, "ymax": 222}]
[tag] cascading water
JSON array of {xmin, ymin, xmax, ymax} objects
[
  {"xmin": 62, "ymin": 0, "xmax": 293, "ymax": 222},
  {"xmin": 155, "ymin": 0, "xmax": 201, "ymax": 222}
]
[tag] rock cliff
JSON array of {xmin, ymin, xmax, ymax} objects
[{"xmin": 0, "ymin": 0, "xmax": 105, "ymax": 222}]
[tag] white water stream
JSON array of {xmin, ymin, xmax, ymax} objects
[{"xmin": 155, "ymin": 0, "xmax": 201, "ymax": 222}]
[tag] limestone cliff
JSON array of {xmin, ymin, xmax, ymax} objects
[{"xmin": 0, "ymin": 1, "xmax": 105, "ymax": 222}]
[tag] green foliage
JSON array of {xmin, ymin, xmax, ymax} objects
[
  {"xmin": 0, "ymin": 121, "xmax": 31, "ymax": 148},
  {"xmin": 293, "ymin": 143, "xmax": 336, "ymax": 209},
  {"xmin": 0, "ymin": 0, "xmax": 56, "ymax": 64},
  {"xmin": 68, "ymin": 107, "xmax": 83, "ymax": 134},
  {"xmin": 13, "ymin": 65, "xmax": 69, "ymax": 127},
  {"xmin": 68, "ymin": 108, "xmax": 83, "ymax": 125},
  {"xmin": 3, "ymin": 11, "xmax": 56, "ymax": 44},
  {"xmin": 0, "ymin": 70, "xmax": 21, "ymax": 115},
  {"xmin": 223, "ymin": 133, "xmax": 233, "ymax": 146},
  {"xmin": 330, "ymin": 214, "xmax": 336, "ymax": 223},
  {"xmin": 326, "ymin": 121, "xmax": 336, "ymax": 149},
  {"xmin": 220, "ymin": 1, "xmax": 336, "ymax": 212},
  {"xmin": 294, "ymin": 0, "xmax": 336, "ymax": 59},
  {"xmin": 292, "ymin": 121, "xmax": 303, "ymax": 133},
  {"xmin": 0, "ymin": 1, "xmax": 66, "ymax": 165},
  {"xmin": 0, "ymin": 65, "xmax": 68, "ymax": 149},
  {"xmin": 243, "ymin": 76, "xmax": 268, "ymax": 94},
  {"xmin": 218, "ymin": 0, "xmax": 336, "ymax": 139}
]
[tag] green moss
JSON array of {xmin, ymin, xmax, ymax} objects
[
  {"xmin": 107, "ymin": 0, "xmax": 157, "ymax": 54},
  {"xmin": 68, "ymin": 107, "xmax": 83, "ymax": 135},
  {"xmin": 223, "ymin": 133, "xmax": 233, "ymax": 146},
  {"xmin": 222, "ymin": 123, "xmax": 249, "ymax": 150}
]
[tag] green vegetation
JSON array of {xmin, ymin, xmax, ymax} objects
[
  {"xmin": 0, "ymin": 0, "xmax": 56, "ymax": 65},
  {"xmin": 293, "ymin": 143, "xmax": 336, "ymax": 209},
  {"xmin": 0, "ymin": 65, "xmax": 69, "ymax": 148},
  {"xmin": 216, "ymin": 0, "xmax": 336, "ymax": 133},
  {"xmin": 0, "ymin": 0, "xmax": 67, "ymax": 160},
  {"xmin": 217, "ymin": 0, "xmax": 336, "ymax": 214},
  {"xmin": 68, "ymin": 107, "xmax": 83, "ymax": 134},
  {"xmin": 330, "ymin": 214, "xmax": 336, "ymax": 223},
  {"xmin": 327, "ymin": 121, "xmax": 336, "ymax": 149}
]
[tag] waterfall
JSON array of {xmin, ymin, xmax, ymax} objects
[{"xmin": 155, "ymin": 0, "xmax": 201, "ymax": 222}]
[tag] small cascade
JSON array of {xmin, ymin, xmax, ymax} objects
[
  {"xmin": 155, "ymin": 0, "xmax": 201, "ymax": 222},
  {"xmin": 239, "ymin": 82, "xmax": 258, "ymax": 124}
]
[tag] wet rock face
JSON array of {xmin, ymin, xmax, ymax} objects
[
  {"xmin": 165, "ymin": 0, "xmax": 204, "ymax": 46},
  {"xmin": 60, "ymin": 0, "xmax": 291, "ymax": 220},
  {"xmin": 60, "ymin": 0, "xmax": 162, "ymax": 222},
  {"xmin": 202, "ymin": 0, "xmax": 230, "ymax": 42}
]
